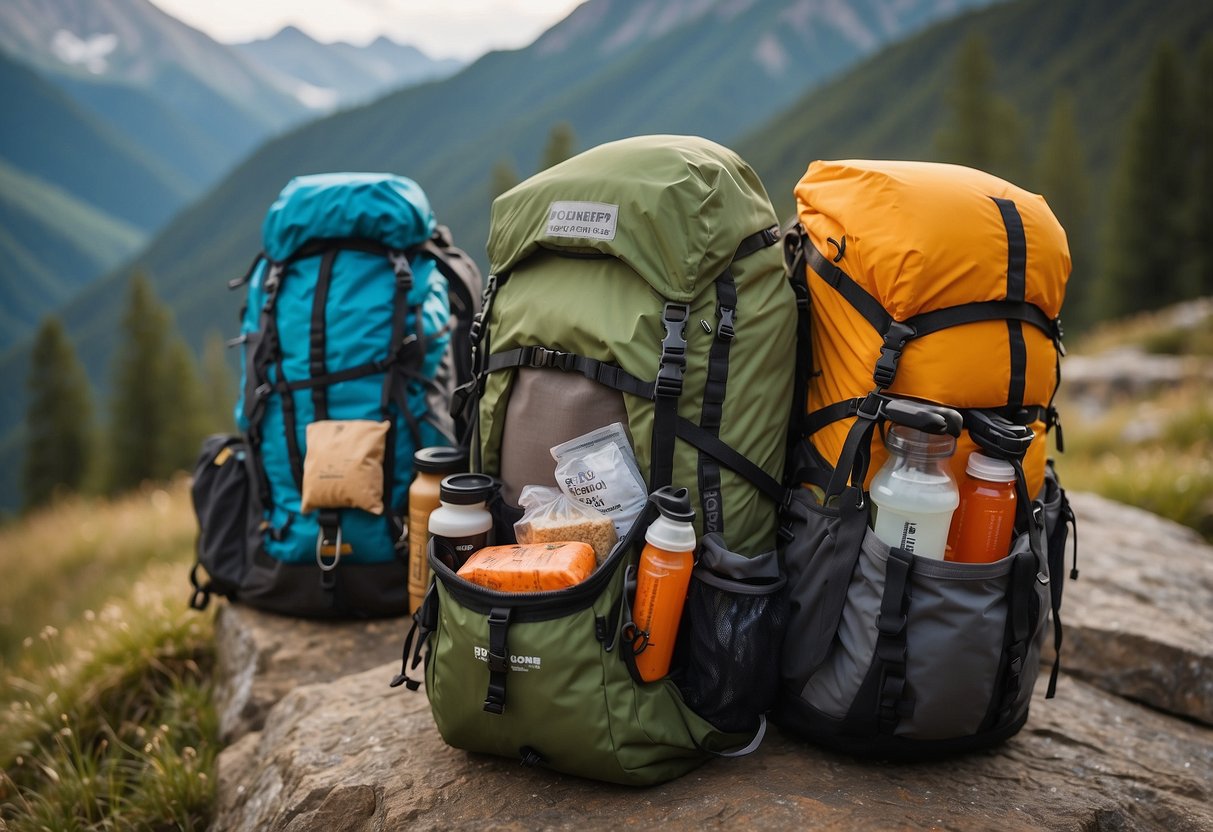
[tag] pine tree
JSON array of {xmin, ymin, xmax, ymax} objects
[
  {"xmin": 490, "ymin": 158, "xmax": 520, "ymax": 202},
  {"xmin": 158, "ymin": 335, "xmax": 210, "ymax": 476},
  {"xmin": 22, "ymin": 317, "xmax": 94, "ymax": 510},
  {"xmin": 107, "ymin": 272, "xmax": 173, "ymax": 492},
  {"xmin": 1100, "ymin": 43, "xmax": 1191, "ymax": 320},
  {"xmin": 539, "ymin": 122, "xmax": 577, "ymax": 171},
  {"xmin": 1035, "ymin": 92, "xmax": 1094, "ymax": 331},
  {"xmin": 1190, "ymin": 36, "xmax": 1213, "ymax": 298},
  {"xmin": 935, "ymin": 34, "xmax": 1025, "ymax": 182},
  {"xmin": 201, "ymin": 330, "xmax": 237, "ymax": 434}
]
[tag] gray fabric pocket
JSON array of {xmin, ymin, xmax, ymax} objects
[{"xmin": 800, "ymin": 527, "xmax": 1044, "ymax": 740}]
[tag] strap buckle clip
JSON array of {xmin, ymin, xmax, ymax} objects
[
  {"xmin": 656, "ymin": 303, "xmax": 689, "ymax": 398},
  {"xmin": 525, "ymin": 346, "xmax": 574, "ymax": 371},
  {"xmin": 873, "ymin": 321, "xmax": 916, "ymax": 389},
  {"xmin": 716, "ymin": 305, "xmax": 736, "ymax": 342}
]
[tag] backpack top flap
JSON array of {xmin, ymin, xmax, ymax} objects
[
  {"xmin": 487, "ymin": 134, "xmax": 778, "ymax": 302},
  {"xmin": 262, "ymin": 172, "xmax": 437, "ymax": 261},
  {"xmin": 794, "ymin": 160, "xmax": 1070, "ymax": 321}
]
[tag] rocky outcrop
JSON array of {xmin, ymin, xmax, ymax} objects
[{"xmin": 211, "ymin": 492, "xmax": 1213, "ymax": 831}]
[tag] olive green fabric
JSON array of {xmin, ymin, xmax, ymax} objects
[
  {"xmin": 425, "ymin": 553, "xmax": 742, "ymax": 785},
  {"xmin": 480, "ymin": 135, "xmax": 797, "ymax": 556}
]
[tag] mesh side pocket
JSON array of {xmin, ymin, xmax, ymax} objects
[{"xmin": 671, "ymin": 535, "xmax": 787, "ymax": 734}]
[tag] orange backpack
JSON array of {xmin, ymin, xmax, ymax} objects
[{"xmin": 785, "ymin": 160, "xmax": 1069, "ymax": 498}]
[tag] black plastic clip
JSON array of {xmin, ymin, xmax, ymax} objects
[
  {"xmin": 873, "ymin": 321, "xmax": 916, "ymax": 389},
  {"xmin": 524, "ymin": 346, "xmax": 574, "ymax": 371},
  {"xmin": 717, "ymin": 305, "xmax": 736, "ymax": 341},
  {"xmin": 388, "ymin": 250, "xmax": 414, "ymax": 291},
  {"xmin": 656, "ymin": 302, "xmax": 689, "ymax": 398}
]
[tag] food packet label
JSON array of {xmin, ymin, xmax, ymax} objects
[{"xmin": 551, "ymin": 423, "xmax": 647, "ymax": 536}]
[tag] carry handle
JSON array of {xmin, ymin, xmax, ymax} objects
[
  {"xmin": 883, "ymin": 397, "xmax": 963, "ymax": 438},
  {"xmin": 826, "ymin": 394, "xmax": 963, "ymax": 499},
  {"xmin": 964, "ymin": 409, "xmax": 1034, "ymax": 460}
]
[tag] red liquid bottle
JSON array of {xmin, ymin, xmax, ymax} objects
[{"xmin": 946, "ymin": 452, "xmax": 1018, "ymax": 563}]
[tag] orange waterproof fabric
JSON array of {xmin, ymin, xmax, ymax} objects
[{"xmin": 795, "ymin": 160, "xmax": 1070, "ymax": 497}]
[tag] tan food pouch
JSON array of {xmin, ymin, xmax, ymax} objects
[{"xmin": 300, "ymin": 419, "xmax": 390, "ymax": 515}]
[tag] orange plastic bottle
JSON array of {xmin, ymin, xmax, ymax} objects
[
  {"xmin": 632, "ymin": 487, "xmax": 697, "ymax": 683},
  {"xmin": 407, "ymin": 447, "xmax": 467, "ymax": 613},
  {"xmin": 946, "ymin": 452, "xmax": 1018, "ymax": 563}
]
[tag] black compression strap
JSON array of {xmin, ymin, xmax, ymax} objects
[
  {"xmin": 991, "ymin": 198, "xmax": 1028, "ymax": 303},
  {"xmin": 699, "ymin": 267, "xmax": 737, "ymax": 534},
  {"xmin": 309, "ymin": 249, "xmax": 336, "ymax": 421},
  {"xmin": 874, "ymin": 548, "xmax": 914, "ymax": 734},
  {"xmin": 282, "ymin": 236, "xmax": 393, "ymax": 266},
  {"xmin": 733, "ymin": 224, "xmax": 781, "ymax": 261},
  {"xmin": 275, "ymin": 357, "xmax": 305, "ymax": 489},
  {"xmin": 992, "ymin": 197, "xmax": 1029, "ymax": 408},
  {"xmin": 651, "ymin": 303, "xmax": 689, "ymax": 490},
  {"xmin": 804, "ymin": 238, "xmax": 891, "ymax": 333},
  {"xmin": 674, "ymin": 417, "xmax": 786, "ymax": 508},
  {"xmin": 484, "ymin": 347, "xmax": 655, "ymax": 399},
  {"xmin": 483, "ymin": 607, "xmax": 512, "ymax": 714},
  {"xmin": 905, "ymin": 300, "xmax": 1056, "ymax": 341},
  {"xmin": 785, "ymin": 223, "xmax": 814, "ymax": 443}
]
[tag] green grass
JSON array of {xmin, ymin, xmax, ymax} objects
[
  {"xmin": 1056, "ymin": 381, "xmax": 1213, "ymax": 539},
  {"xmin": 0, "ymin": 481, "xmax": 216, "ymax": 831}
]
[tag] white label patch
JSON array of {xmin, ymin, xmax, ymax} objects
[{"xmin": 546, "ymin": 200, "xmax": 618, "ymax": 241}]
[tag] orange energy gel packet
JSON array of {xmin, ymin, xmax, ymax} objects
[{"xmin": 456, "ymin": 541, "xmax": 596, "ymax": 592}]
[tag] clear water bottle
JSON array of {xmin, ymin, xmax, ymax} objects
[{"xmin": 870, "ymin": 425, "xmax": 959, "ymax": 560}]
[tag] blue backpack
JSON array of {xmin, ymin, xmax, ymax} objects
[{"xmin": 189, "ymin": 173, "xmax": 482, "ymax": 618}]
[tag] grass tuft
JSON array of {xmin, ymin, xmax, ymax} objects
[{"xmin": 0, "ymin": 481, "xmax": 216, "ymax": 832}]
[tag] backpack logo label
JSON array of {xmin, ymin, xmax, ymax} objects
[
  {"xmin": 473, "ymin": 644, "xmax": 542, "ymax": 672},
  {"xmin": 546, "ymin": 201, "xmax": 618, "ymax": 241}
]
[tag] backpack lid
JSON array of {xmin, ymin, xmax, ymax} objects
[
  {"xmin": 262, "ymin": 172, "xmax": 437, "ymax": 262},
  {"xmin": 487, "ymin": 134, "xmax": 778, "ymax": 303},
  {"xmin": 794, "ymin": 159, "xmax": 1069, "ymax": 322}
]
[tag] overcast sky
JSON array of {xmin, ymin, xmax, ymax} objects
[{"xmin": 147, "ymin": 0, "xmax": 586, "ymax": 61}]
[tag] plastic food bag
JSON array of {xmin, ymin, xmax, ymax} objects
[
  {"xmin": 514, "ymin": 485, "xmax": 617, "ymax": 564},
  {"xmin": 551, "ymin": 422, "xmax": 648, "ymax": 538}
]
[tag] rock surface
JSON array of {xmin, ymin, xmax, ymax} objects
[{"xmin": 212, "ymin": 492, "xmax": 1213, "ymax": 831}]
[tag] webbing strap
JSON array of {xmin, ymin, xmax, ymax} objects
[
  {"xmin": 699, "ymin": 266, "xmax": 737, "ymax": 535},
  {"xmin": 997, "ymin": 550, "xmax": 1037, "ymax": 725},
  {"xmin": 651, "ymin": 303, "xmax": 689, "ymax": 490},
  {"xmin": 906, "ymin": 300, "xmax": 1057, "ymax": 341},
  {"xmin": 804, "ymin": 239, "xmax": 891, "ymax": 333},
  {"xmin": 309, "ymin": 249, "xmax": 336, "ymax": 421},
  {"xmin": 992, "ymin": 197, "xmax": 1030, "ymax": 408},
  {"xmin": 784, "ymin": 224, "xmax": 814, "ymax": 443},
  {"xmin": 483, "ymin": 347, "xmax": 654, "ymax": 399},
  {"xmin": 483, "ymin": 607, "xmax": 512, "ymax": 714},
  {"xmin": 674, "ymin": 417, "xmax": 787, "ymax": 508},
  {"xmin": 874, "ymin": 548, "xmax": 914, "ymax": 734}
]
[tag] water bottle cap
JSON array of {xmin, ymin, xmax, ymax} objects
[
  {"xmin": 414, "ymin": 446, "xmax": 468, "ymax": 475},
  {"xmin": 439, "ymin": 473, "xmax": 497, "ymax": 505},
  {"xmin": 884, "ymin": 424, "xmax": 956, "ymax": 460},
  {"xmin": 965, "ymin": 452, "xmax": 1017, "ymax": 483}
]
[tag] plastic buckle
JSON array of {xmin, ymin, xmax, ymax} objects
[
  {"xmin": 875, "ymin": 611, "xmax": 907, "ymax": 637},
  {"xmin": 656, "ymin": 303, "xmax": 689, "ymax": 398},
  {"xmin": 388, "ymin": 250, "xmax": 413, "ymax": 290},
  {"xmin": 526, "ymin": 346, "xmax": 573, "ymax": 371},
  {"xmin": 486, "ymin": 650, "xmax": 509, "ymax": 675},
  {"xmin": 717, "ymin": 305, "xmax": 736, "ymax": 341},
  {"xmin": 872, "ymin": 321, "xmax": 915, "ymax": 389},
  {"xmin": 855, "ymin": 392, "xmax": 886, "ymax": 423}
]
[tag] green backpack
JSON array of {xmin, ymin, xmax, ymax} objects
[
  {"xmin": 473, "ymin": 133, "xmax": 797, "ymax": 556},
  {"xmin": 393, "ymin": 135, "xmax": 798, "ymax": 785}
]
